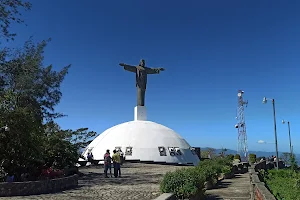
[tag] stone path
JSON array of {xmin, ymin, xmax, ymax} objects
[
  {"xmin": 205, "ymin": 173, "xmax": 251, "ymax": 200},
  {"xmin": 0, "ymin": 163, "xmax": 185, "ymax": 200}
]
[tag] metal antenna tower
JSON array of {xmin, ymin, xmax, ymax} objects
[{"xmin": 235, "ymin": 90, "xmax": 248, "ymax": 161}]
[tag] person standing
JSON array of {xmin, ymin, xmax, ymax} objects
[
  {"xmin": 119, "ymin": 150, "xmax": 124, "ymax": 165},
  {"xmin": 87, "ymin": 152, "xmax": 94, "ymax": 164},
  {"xmin": 112, "ymin": 150, "xmax": 121, "ymax": 178},
  {"xmin": 103, "ymin": 149, "xmax": 112, "ymax": 178}
]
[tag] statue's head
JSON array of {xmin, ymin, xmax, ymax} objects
[{"xmin": 139, "ymin": 59, "xmax": 145, "ymax": 67}]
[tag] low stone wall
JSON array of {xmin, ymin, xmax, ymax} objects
[
  {"xmin": 255, "ymin": 160, "xmax": 285, "ymax": 171},
  {"xmin": 0, "ymin": 174, "xmax": 78, "ymax": 197},
  {"xmin": 153, "ymin": 191, "xmax": 204, "ymax": 200},
  {"xmin": 232, "ymin": 162, "xmax": 249, "ymax": 174},
  {"xmin": 154, "ymin": 193, "xmax": 176, "ymax": 200},
  {"xmin": 249, "ymin": 167, "xmax": 276, "ymax": 200}
]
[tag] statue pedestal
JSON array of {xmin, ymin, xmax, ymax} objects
[{"xmin": 134, "ymin": 106, "xmax": 147, "ymax": 121}]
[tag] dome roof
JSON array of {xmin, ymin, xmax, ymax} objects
[{"xmin": 82, "ymin": 120, "xmax": 200, "ymax": 166}]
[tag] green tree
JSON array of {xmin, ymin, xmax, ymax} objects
[
  {"xmin": 290, "ymin": 154, "xmax": 298, "ymax": 171},
  {"xmin": 42, "ymin": 122, "xmax": 96, "ymax": 169},
  {"xmin": 207, "ymin": 148, "xmax": 216, "ymax": 158},
  {"xmin": 0, "ymin": 39, "xmax": 70, "ymax": 179},
  {"xmin": 281, "ymin": 152, "xmax": 291, "ymax": 165},
  {"xmin": 200, "ymin": 150, "xmax": 209, "ymax": 158},
  {"xmin": 226, "ymin": 154, "xmax": 234, "ymax": 160},
  {"xmin": 234, "ymin": 154, "xmax": 241, "ymax": 161},
  {"xmin": 0, "ymin": 0, "xmax": 31, "ymax": 41},
  {"xmin": 249, "ymin": 154, "xmax": 257, "ymax": 163}
]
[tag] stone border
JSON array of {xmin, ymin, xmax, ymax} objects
[
  {"xmin": 77, "ymin": 159, "xmax": 194, "ymax": 167},
  {"xmin": 249, "ymin": 167, "xmax": 276, "ymax": 200},
  {"xmin": 154, "ymin": 193, "xmax": 176, "ymax": 200},
  {"xmin": 0, "ymin": 174, "xmax": 78, "ymax": 197}
]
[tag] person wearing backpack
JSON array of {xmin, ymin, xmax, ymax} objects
[{"xmin": 104, "ymin": 149, "xmax": 112, "ymax": 178}]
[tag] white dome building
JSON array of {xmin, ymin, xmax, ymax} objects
[{"xmin": 81, "ymin": 106, "xmax": 200, "ymax": 166}]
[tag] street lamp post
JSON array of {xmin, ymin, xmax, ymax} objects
[
  {"xmin": 263, "ymin": 97, "xmax": 279, "ymax": 170},
  {"xmin": 282, "ymin": 120, "xmax": 293, "ymax": 155}
]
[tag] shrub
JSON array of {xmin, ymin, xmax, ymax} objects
[
  {"xmin": 221, "ymin": 165, "xmax": 232, "ymax": 175},
  {"xmin": 160, "ymin": 157, "xmax": 233, "ymax": 199},
  {"xmin": 249, "ymin": 154, "xmax": 256, "ymax": 163},
  {"xmin": 197, "ymin": 164, "xmax": 219, "ymax": 181},
  {"xmin": 234, "ymin": 154, "xmax": 241, "ymax": 161},
  {"xmin": 160, "ymin": 168, "xmax": 205, "ymax": 199},
  {"xmin": 226, "ymin": 154, "xmax": 234, "ymax": 161},
  {"xmin": 214, "ymin": 157, "xmax": 233, "ymax": 167},
  {"xmin": 290, "ymin": 154, "xmax": 298, "ymax": 171},
  {"xmin": 197, "ymin": 157, "xmax": 233, "ymax": 180},
  {"xmin": 259, "ymin": 169, "xmax": 300, "ymax": 199}
]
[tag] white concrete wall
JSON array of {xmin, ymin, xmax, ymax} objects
[{"xmin": 82, "ymin": 120, "xmax": 200, "ymax": 166}]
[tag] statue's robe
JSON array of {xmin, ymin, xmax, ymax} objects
[{"xmin": 123, "ymin": 65, "xmax": 161, "ymax": 106}]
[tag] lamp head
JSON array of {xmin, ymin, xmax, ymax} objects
[
  {"xmin": 262, "ymin": 97, "xmax": 267, "ymax": 104},
  {"xmin": 282, "ymin": 120, "xmax": 285, "ymax": 124}
]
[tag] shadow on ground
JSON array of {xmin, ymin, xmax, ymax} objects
[
  {"xmin": 79, "ymin": 170, "xmax": 163, "ymax": 187},
  {"xmin": 204, "ymin": 180, "xmax": 232, "ymax": 199},
  {"xmin": 205, "ymin": 194, "xmax": 224, "ymax": 200},
  {"xmin": 214, "ymin": 181, "xmax": 231, "ymax": 189}
]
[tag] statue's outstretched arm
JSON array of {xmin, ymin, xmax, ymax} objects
[
  {"xmin": 119, "ymin": 63, "xmax": 136, "ymax": 73},
  {"xmin": 146, "ymin": 67, "xmax": 165, "ymax": 74}
]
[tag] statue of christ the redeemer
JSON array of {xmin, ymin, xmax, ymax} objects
[{"xmin": 119, "ymin": 59, "xmax": 165, "ymax": 106}]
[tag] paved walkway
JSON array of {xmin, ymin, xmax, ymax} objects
[
  {"xmin": 0, "ymin": 163, "xmax": 184, "ymax": 200},
  {"xmin": 205, "ymin": 173, "xmax": 251, "ymax": 200}
]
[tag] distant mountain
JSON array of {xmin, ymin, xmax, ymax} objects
[{"xmin": 200, "ymin": 147, "xmax": 300, "ymax": 160}]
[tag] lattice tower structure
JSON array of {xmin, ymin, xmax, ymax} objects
[{"xmin": 235, "ymin": 90, "xmax": 248, "ymax": 161}]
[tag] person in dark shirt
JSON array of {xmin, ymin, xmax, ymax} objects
[{"xmin": 104, "ymin": 150, "xmax": 112, "ymax": 178}]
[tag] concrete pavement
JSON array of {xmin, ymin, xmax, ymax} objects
[{"xmin": 205, "ymin": 173, "xmax": 251, "ymax": 200}]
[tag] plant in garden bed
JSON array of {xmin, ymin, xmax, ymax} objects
[
  {"xmin": 221, "ymin": 165, "xmax": 233, "ymax": 179},
  {"xmin": 196, "ymin": 165, "xmax": 218, "ymax": 189},
  {"xmin": 259, "ymin": 169, "xmax": 300, "ymax": 200},
  {"xmin": 160, "ymin": 168, "xmax": 206, "ymax": 199},
  {"xmin": 234, "ymin": 154, "xmax": 241, "ymax": 162},
  {"xmin": 226, "ymin": 154, "xmax": 234, "ymax": 161},
  {"xmin": 196, "ymin": 157, "xmax": 233, "ymax": 188},
  {"xmin": 248, "ymin": 154, "xmax": 256, "ymax": 164}
]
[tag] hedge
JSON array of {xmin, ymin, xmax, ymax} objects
[
  {"xmin": 160, "ymin": 168, "xmax": 205, "ymax": 199},
  {"xmin": 234, "ymin": 154, "xmax": 241, "ymax": 160},
  {"xmin": 259, "ymin": 169, "xmax": 300, "ymax": 200},
  {"xmin": 249, "ymin": 154, "xmax": 256, "ymax": 163},
  {"xmin": 160, "ymin": 157, "xmax": 233, "ymax": 199}
]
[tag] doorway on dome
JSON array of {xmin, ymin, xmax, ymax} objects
[
  {"xmin": 125, "ymin": 147, "xmax": 133, "ymax": 156},
  {"xmin": 168, "ymin": 147, "xmax": 176, "ymax": 156},
  {"xmin": 190, "ymin": 147, "xmax": 196, "ymax": 155},
  {"xmin": 158, "ymin": 146, "xmax": 167, "ymax": 156},
  {"xmin": 175, "ymin": 147, "xmax": 182, "ymax": 155}
]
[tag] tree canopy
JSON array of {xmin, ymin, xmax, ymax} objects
[
  {"xmin": 0, "ymin": 1, "xmax": 97, "ymax": 181},
  {"xmin": 0, "ymin": 0, "xmax": 31, "ymax": 41}
]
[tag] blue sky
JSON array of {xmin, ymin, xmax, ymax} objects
[{"xmin": 6, "ymin": 0, "xmax": 300, "ymax": 153}]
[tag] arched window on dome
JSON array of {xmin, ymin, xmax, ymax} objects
[
  {"xmin": 125, "ymin": 147, "xmax": 133, "ymax": 156},
  {"xmin": 158, "ymin": 147, "xmax": 167, "ymax": 156},
  {"xmin": 175, "ymin": 147, "xmax": 182, "ymax": 155}
]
